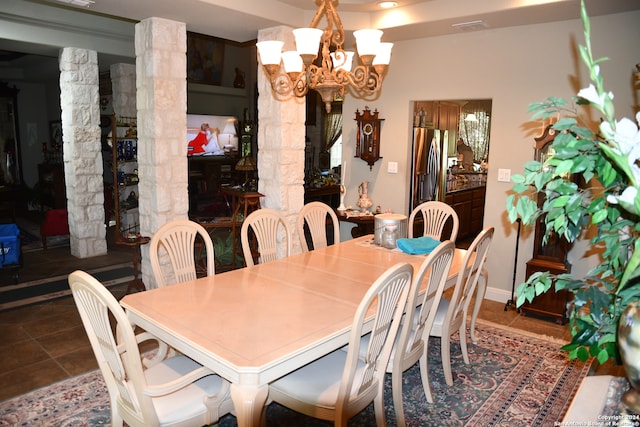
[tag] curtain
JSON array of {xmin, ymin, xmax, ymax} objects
[
  {"xmin": 459, "ymin": 101, "xmax": 491, "ymax": 162},
  {"xmin": 323, "ymin": 113, "xmax": 342, "ymax": 152}
]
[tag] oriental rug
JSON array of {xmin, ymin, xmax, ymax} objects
[{"xmin": 0, "ymin": 320, "xmax": 593, "ymax": 426}]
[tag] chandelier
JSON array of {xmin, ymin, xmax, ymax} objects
[{"xmin": 256, "ymin": 0, "xmax": 393, "ymax": 113}]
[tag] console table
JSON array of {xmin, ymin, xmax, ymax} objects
[{"xmin": 336, "ymin": 210, "xmax": 375, "ymax": 238}]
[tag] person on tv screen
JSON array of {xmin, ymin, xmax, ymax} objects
[{"xmin": 188, "ymin": 123, "xmax": 223, "ymax": 155}]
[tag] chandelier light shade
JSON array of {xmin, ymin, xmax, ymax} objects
[{"xmin": 256, "ymin": 0, "xmax": 393, "ymax": 112}]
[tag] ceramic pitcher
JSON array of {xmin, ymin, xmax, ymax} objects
[{"xmin": 356, "ymin": 181, "xmax": 373, "ymax": 212}]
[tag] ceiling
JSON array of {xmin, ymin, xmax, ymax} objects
[
  {"xmin": 1, "ymin": 0, "xmax": 639, "ymax": 82},
  {"xmin": 42, "ymin": 0, "xmax": 640, "ymax": 43}
]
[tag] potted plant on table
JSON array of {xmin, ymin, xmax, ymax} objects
[{"xmin": 506, "ymin": 0, "xmax": 640, "ymax": 370}]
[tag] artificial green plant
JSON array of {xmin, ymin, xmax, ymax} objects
[{"xmin": 506, "ymin": 0, "xmax": 640, "ymax": 364}]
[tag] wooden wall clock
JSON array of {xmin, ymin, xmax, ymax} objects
[{"xmin": 354, "ymin": 107, "xmax": 384, "ymax": 170}]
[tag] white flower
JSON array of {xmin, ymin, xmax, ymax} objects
[
  {"xmin": 607, "ymin": 186, "xmax": 639, "ymax": 215},
  {"xmin": 600, "ymin": 116, "xmax": 640, "ymax": 155},
  {"xmin": 578, "ymin": 84, "xmax": 602, "ymax": 106},
  {"xmin": 629, "ymin": 137, "xmax": 640, "ymax": 180}
]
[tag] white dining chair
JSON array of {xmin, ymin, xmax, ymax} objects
[
  {"xmin": 430, "ymin": 226, "xmax": 494, "ymax": 385},
  {"xmin": 296, "ymin": 201, "xmax": 340, "ymax": 252},
  {"xmin": 268, "ymin": 262, "xmax": 413, "ymax": 427},
  {"xmin": 241, "ymin": 208, "xmax": 292, "ymax": 267},
  {"xmin": 408, "ymin": 200, "xmax": 459, "ymax": 242},
  {"xmin": 68, "ymin": 270, "xmax": 233, "ymax": 427},
  {"xmin": 149, "ymin": 219, "xmax": 215, "ymax": 288},
  {"xmin": 357, "ymin": 240, "xmax": 455, "ymax": 426}
]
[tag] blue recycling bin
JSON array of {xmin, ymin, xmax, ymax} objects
[{"xmin": 0, "ymin": 223, "xmax": 21, "ymax": 267}]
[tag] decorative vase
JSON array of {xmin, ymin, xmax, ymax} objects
[
  {"xmin": 337, "ymin": 184, "xmax": 347, "ymax": 212},
  {"xmin": 356, "ymin": 181, "xmax": 373, "ymax": 213},
  {"xmin": 618, "ymin": 301, "xmax": 640, "ymax": 413}
]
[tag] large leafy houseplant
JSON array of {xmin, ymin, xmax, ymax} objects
[{"xmin": 506, "ymin": 0, "xmax": 640, "ymax": 365}]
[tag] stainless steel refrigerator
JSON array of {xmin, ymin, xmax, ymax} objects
[{"xmin": 409, "ymin": 126, "xmax": 449, "ymax": 212}]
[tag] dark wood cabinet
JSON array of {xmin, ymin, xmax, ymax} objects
[
  {"xmin": 188, "ymin": 156, "xmax": 240, "ymax": 217},
  {"xmin": 470, "ymin": 186, "xmax": 485, "ymax": 235},
  {"xmin": 38, "ymin": 163, "xmax": 66, "ymax": 210},
  {"xmin": 304, "ymin": 184, "xmax": 340, "ymax": 208},
  {"xmin": 444, "ymin": 185, "xmax": 485, "ymax": 241}
]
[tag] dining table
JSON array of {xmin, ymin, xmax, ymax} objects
[{"xmin": 121, "ymin": 235, "xmax": 471, "ymax": 427}]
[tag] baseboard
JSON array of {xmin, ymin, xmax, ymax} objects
[{"xmin": 484, "ymin": 286, "xmax": 513, "ymax": 303}]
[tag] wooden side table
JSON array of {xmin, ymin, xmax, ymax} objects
[
  {"xmin": 336, "ymin": 210, "xmax": 375, "ymax": 238},
  {"xmin": 116, "ymin": 236, "xmax": 150, "ymax": 294},
  {"xmin": 220, "ymin": 187, "xmax": 264, "ymax": 268}
]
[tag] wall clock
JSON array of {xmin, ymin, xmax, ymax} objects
[{"xmin": 354, "ymin": 107, "xmax": 384, "ymax": 170}]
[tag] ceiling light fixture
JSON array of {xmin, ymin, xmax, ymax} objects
[
  {"xmin": 378, "ymin": 1, "xmax": 398, "ymax": 8},
  {"xmin": 256, "ymin": 0, "xmax": 393, "ymax": 113},
  {"xmin": 55, "ymin": 0, "xmax": 95, "ymax": 6}
]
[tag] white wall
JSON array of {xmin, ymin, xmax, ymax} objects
[{"xmin": 341, "ymin": 10, "xmax": 640, "ymax": 301}]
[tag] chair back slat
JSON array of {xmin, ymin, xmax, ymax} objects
[
  {"xmin": 241, "ymin": 209, "xmax": 292, "ymax": 266},
  {"xmin": 339, "ymin": 263, "xmax": 412, "ymax": 409},
  {"xmin": 149, "ymin": 220, "xmax": 215, "ymax": 288},
  {"xmin": 297, "ymin": 201, "xmax": 340, "ymax": 252},
  {"xmin": 408, "ymin": 201, "xmax": 459, "ymax": 242}
]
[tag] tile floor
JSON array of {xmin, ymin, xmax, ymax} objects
[{"xmin": 0, "ymin": 243, "xmax": 625, "ymax": 403}]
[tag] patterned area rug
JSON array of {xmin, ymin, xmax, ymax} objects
[{"xmin": 0, "ymin": 320, "xmax": 593, "ymax": 426}]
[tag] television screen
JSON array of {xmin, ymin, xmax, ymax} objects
[{"xmin": 187, "ymin": 114, "xmax": 238, "ymax": 156}]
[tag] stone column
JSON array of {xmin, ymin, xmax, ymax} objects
[
  {"xmin": 257, "ymin": 26, "xmax": 306, "ymax": 255},
  {"xmin": 110, "ymin": 63, "xmax": 136, "ymax": 118},
  {"xmin": 59, "ymin": 47, "xmax": 107, "ymax": 258},
  {"xmin": 135, "ymin": 17, "xmax": 187, "ymax": 288}
]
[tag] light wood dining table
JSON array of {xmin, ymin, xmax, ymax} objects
[{"xmin": 121, "ymin": 235, "xmax": 469, "ymax": 427}]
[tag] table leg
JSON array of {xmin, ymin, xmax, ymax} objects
[
  {"xmin": 231, "ymin": 202, "xmax": 242, "ymax": 268},
  {"xmin": 230, "ymin": 383, "xmax": 269, "ymax": 427},
  {"xmin": 470, "ymin": 267, "xmax": 488, "ymax": 344},
  {"xmin": 126, "ymin": 243, "xmax": 145, "ymax": 294}
]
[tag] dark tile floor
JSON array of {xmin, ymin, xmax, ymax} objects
[{"xmin": 0, "ymin": 242, "xmax": 625, "ymax": 403}]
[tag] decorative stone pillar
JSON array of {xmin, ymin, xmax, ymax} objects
[
  {"xmin": 59, "ymin": 47, "xmax": 107, "ymax": 258},
  {"xmin": 135, "ymin": 17, "xmax": 187, "ymax": 288},
  {"xmin": 257, "ymin": 26, "xmax": 306, "ymax": 255},
  {"xmin": 110, "ymin": 63, "xmax": 136, "ymax": 118}
]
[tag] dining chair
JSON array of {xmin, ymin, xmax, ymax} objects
[
  {"xmin": 356, "ymin": 240, "xmax": 455, "ymax": 426},
  {"xmin": 430, "ymin": 226, "xmax": 494, "ymax": 386},
  {"xmin": 408, "ymin": 200, "xmax": 459, "ymax": 242},
  {"xmin": 68, "ymin": 270, "xmax": 233, "ymax": 427},
  {"xmin": 268, "ymin": 262, "xmax": 413, "ymax": 427},
  {"xmin": 241, "ymin": 208, "xmax": 292, "ymax": 267},
  {"xmin": 296, "ymin": 201, "xmax": 340, "ymax": 252},
  {"xmin": 149, "ymin": 219, "xmax": 215, "ymax": 288}
]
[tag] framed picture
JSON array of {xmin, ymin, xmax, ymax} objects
[
  {"xmin": 187, "ymin": 32, "xmax": 225, "ymax": 86},
  {"xmin": 49, "ymin": 120, "xmax": 62, "ymax": 149}
]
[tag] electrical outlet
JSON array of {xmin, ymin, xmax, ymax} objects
[
  {"xmin": 387, "ymin": 161, "xmax": 398, "ymax": 174},
  {"xmin": 498, "ymin": 168, "xmax": 511, "ymax": 182}
]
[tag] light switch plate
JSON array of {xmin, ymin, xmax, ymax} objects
[
  {"xmin": 387, "ymin": 161, "xmax": 398, "ymax": 174},
  {"xmin": 498, "ymin": 168, "xmax": 511, "ymax": 182}
]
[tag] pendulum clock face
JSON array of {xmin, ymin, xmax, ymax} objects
[{"xmin": 355, "ymin": 107, "xmax": 384, "ymax": 170}]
